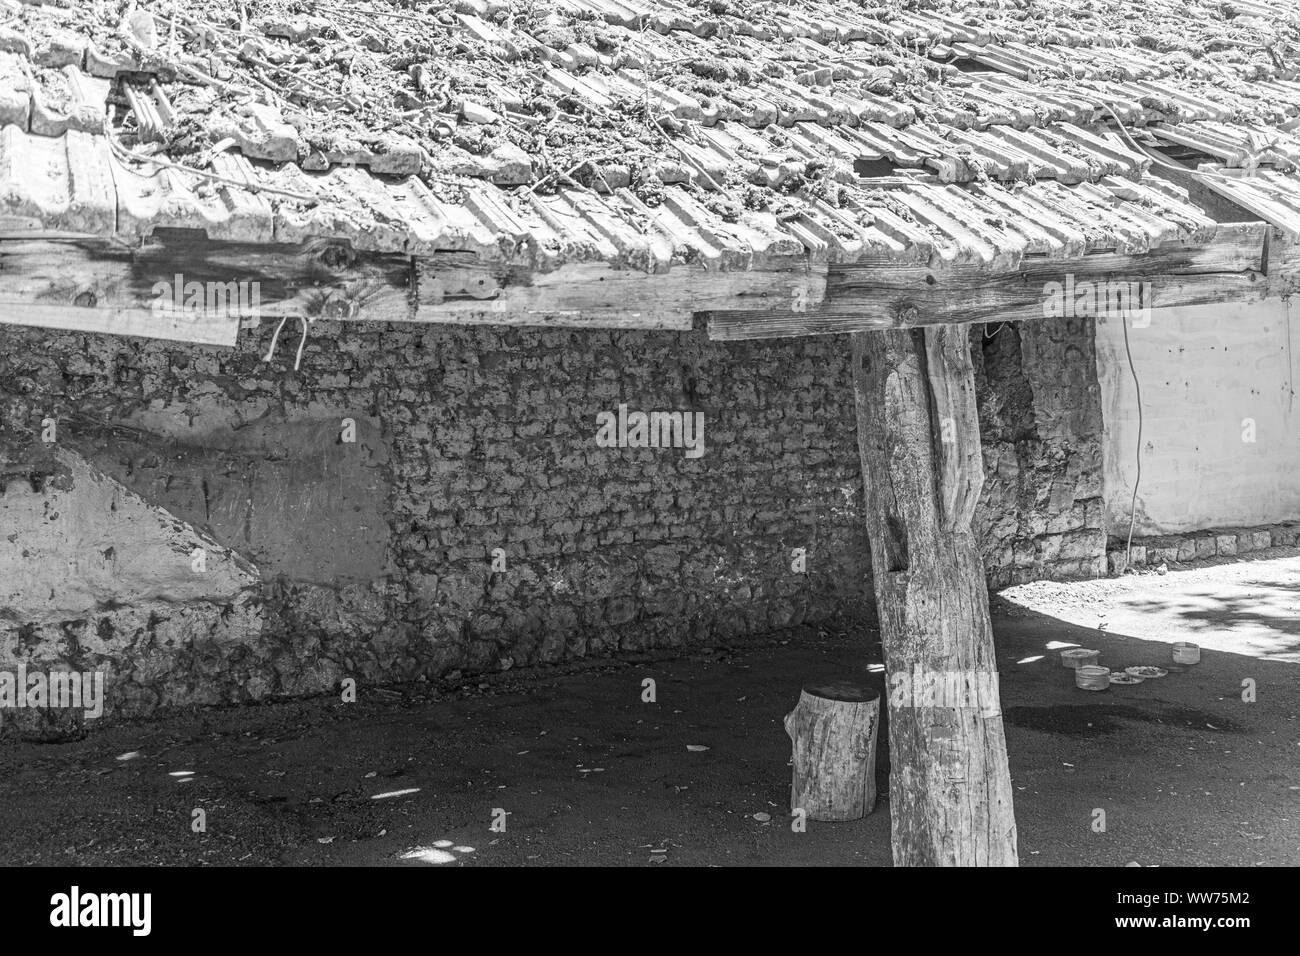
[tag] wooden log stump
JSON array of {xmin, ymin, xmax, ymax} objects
[{"xmin": 784, "ymin": 680, "xmax": 880, "ymax": 821}]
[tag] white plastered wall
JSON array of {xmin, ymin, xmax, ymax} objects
[{"xmin": 1096, "ymin": 298, "xmax": 1300, "ymax": 535}]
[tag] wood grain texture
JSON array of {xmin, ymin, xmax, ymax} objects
[
  {"xmin": 707, "ymin": 228, "xmax": 1270, "ymax": 339},
  {"xmin": 2, "ymin": 221, "xmax": 1285, "ymax": 342},
  {"xmin": 923, "ymin": 324, "xmax": 983, "ymax": 533},
  {"xmin": 852, "ymin": 327, "xmax": 1018, "ymax": 866},
  {"xmin": 414, "ymin": 252, "xmax": 826, "ymax": 330},
  {"xmin": 0, "ymin": 302, "xmax": 238, "ymax": 346},
  {"xmin": 784, "ymin": 683, "xmax": 879, "ymax": 822},
  {"xmin": 0, "ymin": 232, "xmax": 829, "ymax": 337},
  {"xmin": 0, "ymin": 232, "xmax": 414, "ymax": 345}
]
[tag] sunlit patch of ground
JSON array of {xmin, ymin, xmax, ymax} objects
[
  {"xmin": 1001, "ymin": 551, "xmax": 1300, "ymax": 663},
  {"xmin": 2, "ymin": 550, "xmax": 1298, "ymax": 866},
  {"xmin": 400, "ymin": 841, "xmax": 476, "ymax": 865}
]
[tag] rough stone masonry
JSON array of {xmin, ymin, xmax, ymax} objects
[{"xmin": 0, "ymin": 315, "xmax": 1104, "ymax": 733}]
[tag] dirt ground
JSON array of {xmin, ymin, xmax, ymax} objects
[{"xmin": 2, "ymin": 550, "xmax": 1299, "ymax": 867}]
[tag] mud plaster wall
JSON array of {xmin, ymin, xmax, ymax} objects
[
  {"xmin": 0, "ymin": 316, "xmax": 1101, "ymax": 725},
  {"xmin": 1096, "ymin": 299, "xmax": 1300, "ymax": 535}
]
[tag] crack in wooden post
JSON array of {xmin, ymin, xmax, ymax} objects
[
  {"xmin": 851, "ymin": 327, "xmax": 1018, "ymax": 867},
  {"xmin": 923, "ymin": 324, "xmax": 984, "ymax": 533}
]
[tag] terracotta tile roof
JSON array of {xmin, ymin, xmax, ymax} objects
[
  {"xmin": 1194, "ymin": 166, "xmax": 1300, "ymax": 239},
  {"xmin": 0, "ymin": 0, "xmax": 1298, "ymax": 270}
]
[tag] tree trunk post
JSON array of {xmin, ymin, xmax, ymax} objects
[{"xmin": 851, "ymin": 325, "xmax": 1018, "ymax": 867}]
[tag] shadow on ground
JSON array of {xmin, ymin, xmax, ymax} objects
[{"xmin": 2, "ymin": 555, "xmax": 1299, "ymax": 867}]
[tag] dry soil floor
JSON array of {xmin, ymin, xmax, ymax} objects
[{"xmin": 2, "ymin": 550, "xmax": 1299, "ymax": 866}]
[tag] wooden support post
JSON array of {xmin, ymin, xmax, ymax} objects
[{"xmin": 851, "ymin": 325, "xmax": 1018, "ymax": 866}]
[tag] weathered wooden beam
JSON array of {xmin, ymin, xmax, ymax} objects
[
  {"xmin": 853, "ymin": 326, "xmax": 1018, "ymax": 866},
  {"xmin": 0, "ymin": 231, "xmax": 412, "ymax": 346},
  {"xmin": 6, "ymin": 221, "xmax": 1285, "ymax": 347},
  {"xmin": 1266, "ymin": 232, "xmax": 1300, "ymax": 291},
  {"xmin": 412, "ymin": 251, "xmax": 826, "ymax": 330},
  {"xmin": 0, "ymin": 234, "xmax": 832, "ymax": 341},
  {"xmin": 131, "ymin": 233, "xmax": 414, "ymax": 324},
  {"xmin": 707, "ymin": 226, "xmax": 1270, "ymax": 340},
  {"xmin": 0, "ymin": 236, "xmax": 234, "ymax": 346},
  {"xmin": 0, "ymin": 300, "xmax": 237, "ymax": 346}
]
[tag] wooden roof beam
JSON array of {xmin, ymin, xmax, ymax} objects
[
  {"xmin": 0, "ymin": 231, "xmax": 827, "ymax": 345},
  {"xmin": 412, "ymin": 250, "xmax": 825, "ymax": 331},
  {"xmin": 706, "ymin": 222, "xmax": 1272, "ymax": 341},
  {"xmin": 5, "ymin": 222, "xmax": 1290, "ymax": 346}
]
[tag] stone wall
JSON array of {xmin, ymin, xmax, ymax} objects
[
  {"xmin": 1107, "ymin": 522, "xmax": 1300, "ymax": 573},
  {"xmin": 0, "ymin": 315, "xmax": 1103, "ymax": 729},
  {"xmin": 973, "ymin": 317, "xmax": 1108, "ymax": 589}
]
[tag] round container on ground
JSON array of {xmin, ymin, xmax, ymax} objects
[
  {"xmin": 1076, "ymin": 665, "xmax": 1110, "ymax": 691},
  {"xmin": 1060, "ymin": 648, "xmax": 1100, "ymax": 669}
]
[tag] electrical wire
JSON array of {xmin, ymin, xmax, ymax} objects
[
  {"xmin": 1098, "ymin": 102, "xmax": 1276, "ymax": 189},
  {"xmin": 293, "ymin": 317, "xmax": 314, "ymax": 371},
  {"xmin": 1286, "ymin": 298, "xmax": 1295, "ymax": 415},
  {"xmin": 261, "ymin": 315, "xmax": 313, "ymax": 371},
  {"xmin": 1121, "ymin": 313, "xmax": 1143, "ymax": 568},
  {"xmin": 108, "ymin": 136, "xmax": 319, "ymax": 203},
  {"xmin": 263, "ymin": 315, "xmax": 289, "ymax": 363}
]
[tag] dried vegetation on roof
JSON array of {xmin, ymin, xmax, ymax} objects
[{"xmin": 1, "ymin": 0, "xmax": 1299, "ymax": 266}]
